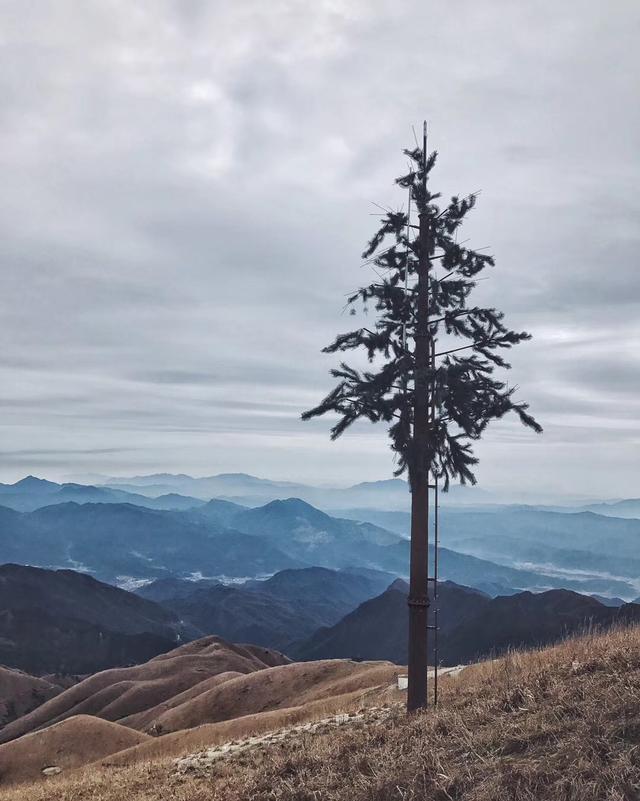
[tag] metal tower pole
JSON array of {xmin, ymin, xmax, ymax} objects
[{"xmin": 407, "ymin": 121, "xmax": 431, "ymax": 712}]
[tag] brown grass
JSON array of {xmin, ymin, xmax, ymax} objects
[
  {"xmin": 100, "ymin": 685, "xmax": 400, "ymax": 768},
  {"xmin": 0, "ymin": 636, "xmax": 288, "ymax": 744},
  {"xmin": 130, "ymin": 659, "xmax": 402, "ymax": 735},
  {"xmin": 0, "ymin": 715, "xmax": 149, "ymax": 786},
  {"xmin": 3, "ymin": 625, "xmax": 640, "ymax": 801},
  {"xmin": 0, "ymin": 667, "xmax": 62, "ymax": 726}
]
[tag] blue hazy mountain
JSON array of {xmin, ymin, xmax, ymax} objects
[
  {"xmin": 229, "ymin": 498, "xmax": 400, "ymax": 566},
  {"xmin": 336, "ymin": 506, "xmax": 640, "ymax": 599},
  {"xmin": 215, "ymin": 497, "xmax": 638, "ymax": 597},
  {"xmin": 0, "ymin": 502, "xmax": 302, "ymax": 583},
  {"xmin": 583, "ymin": 499, "xmax": 640, "ymax": 519},
  {"xmin": 1, "ymin": 482, "xmax": 639, "ymax": 597},
  {"xmin": 435, "ymin": 509, "xmax": 640, "ymax": 595},
  {"xmin": 196, "ymin": 498, "xmax": 248, "ymax": 525},
  {"xmin": 96, "ymin": 472, "xmax": 488, "ymax": 509},
  {"xmin": 0, "ymin": 498, "xmax": 567, "ymax": 593},
  {"xmin": 103, "ymin": 472, "xmax": 309, "ymax": 503},
  {"xmin": 591, "ymin": 594, "xmax": 626, "ymax": 607},
  {"xmin": 0, "ymin": 477, "xmax": 206, "ymax": 513},
  {"xmin": 136, "ymin": 567, "xmax": 394, "ymax": 651},
  {"xmin": 193, "ymin": 497, "xmax": 547, "ymax": 592},
  {"xmin": 7, "ymin": 472, "xmax": 639, "ymax": 517}
]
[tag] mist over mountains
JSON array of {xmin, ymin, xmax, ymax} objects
[
  {"xmin": 1, "ymin": 473, "xmax": 639, "ymax": 600},
  {"xmin": 1, "ymin": 472, "xmax": 488, "ymax": 512},
  {"xmin": 1, "ymin": 473, "xmax": 639, "ymax": 599}
]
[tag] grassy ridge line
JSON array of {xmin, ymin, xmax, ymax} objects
[{"xmin": 4, "ymin": 623, "xmax": 640, "ymax": 801}]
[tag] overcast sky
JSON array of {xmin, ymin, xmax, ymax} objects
[{"xmin": 1, "ymin": 1, "xmax": 638, "ymax": 498}]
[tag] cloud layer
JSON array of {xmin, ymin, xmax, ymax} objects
[{"xmin": 1, "ymin": 0, "xmax": 638, "ymax": 497}]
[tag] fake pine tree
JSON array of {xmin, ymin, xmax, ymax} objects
[{"xmin": 302, "ymin": 125, "xmax": 541, "ymax": 711}]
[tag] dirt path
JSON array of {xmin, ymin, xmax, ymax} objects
[
  {"xmin": 175, "ymin": 666, "xmax": 468, "ymax": 774},
  {"xmin": 174, "ymin": 706, "xmax": 394, "ymax": 774}
]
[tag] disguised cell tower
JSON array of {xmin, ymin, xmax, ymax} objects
[{"xmin": 303, "ymin": 122, "xmax": 541, "ymax": 712}]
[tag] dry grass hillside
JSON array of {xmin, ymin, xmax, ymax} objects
[
  {"xmin": 3, "ymin": 623, "xmax": 640, "ymax": 801},
  {"xmin": 0, "ymin": 716, "xmax": 150, "ymax": 785},
  {"xmin": 121, "ymin": 659, "xmax": 403, "ymax": 736},
  {"xmin": 0, "ymin": 636, "xmax": 289, "ymax": 743},
  {"xmin": 0, "ymin": 667, "xmax": 63, "ymax": 726}
]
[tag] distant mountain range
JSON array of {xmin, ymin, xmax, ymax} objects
[
  {"xmin": 437, "ymin": 509, "xmax": 640, "ymax": 597},
  {"xmin": 290, "ymin": 581, "xmax": 640, "ymax": 665},
  {"xmin": 2, "ymin": 473, "xmax": 640, "ymax": 603},
  {"xmin": 167, "ymin": 497, "xmax": 640, "ymax": 598},
  {"xmin": 1, "ymin": 492, "xmax": 637, "ymax": 598},
  {"xmin": 0, "ymin": 473, "xmax": 424, "ymax": 511},
  {"xmin": 583, "ymin": 498, "xmax": 640, "ymax": 519},
  {"xmin": 64, "ymin": 472, "xmax": 491, "ymax": 510},
  {"xmin": 3, "ymin": 473, "xmax": 637, "ymax": 516},
  {"xmin": 0, "ymin": 476, "xmax": 206, "ymax": 513},
  {"xmin": 0, "ymin": 502, "xmax": 302, "ymax": 584},
  {"xmin": 332, "ymin": 507, "xmax": 640, "ymax": 599}
]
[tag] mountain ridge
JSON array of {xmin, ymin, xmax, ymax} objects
[
  {"xmin": 0, "ymin": 564, "xmax": 188, "ymax": 674},
  {"xmin": 291, "ymin": 582, "xmax": 640, "ymax": 666}
]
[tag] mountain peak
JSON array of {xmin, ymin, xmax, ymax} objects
[
  {"xmin": 13, "ymin": 476, "xmax": 60, "ymax": 491},
  {"xmin": 388, "ymin": 578, "xmax": 409, "ymax": 594},
  {"xmin": 265, "ymin": 497, "xmax": 316, "ymax": 511},
  {"xmin": 260, "ymin": 498, "xmax": 330, "ymax": 519},
  {"xmin": 348, "ymin": 479, "xmax": 408, "ymax": 491}
]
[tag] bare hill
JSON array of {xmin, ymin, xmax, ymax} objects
[
  {"xmin": 0, "ymin": 667, "xmax": 63, "ymax": 726},
  {"xmin": 0, "ymin": 648, "xmax": 402, "ymax": 786},
  {"xmin": 126, "ymin": 659, "xmax": 402, "ymax": 735},
  {"xmin": 118, "ymin": 670, "xmax": 245, "ymax": 732},
  {"xmin": 0, "ymin": 715, "xmax": 149, "ymax": 785},
  {"xmin": 100, "ymin": 678, "xmax": 403, "ymax": 768},
  {"xmin": 0, "ymin": 637, "xmax": 288, "ymax": 744}
]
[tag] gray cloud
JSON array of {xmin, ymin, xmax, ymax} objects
[{"xmin": 0, "ymin": 0, "xmax": 638, "ymax": 497}]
